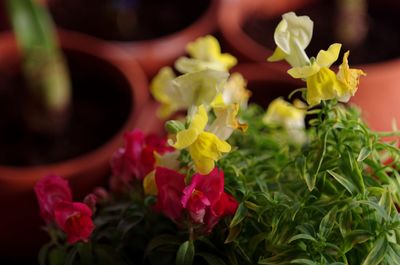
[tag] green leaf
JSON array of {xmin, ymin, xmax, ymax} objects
[
  {"xmin": 65, "ymin": 247, "xmax": 78, "ymax": 265},
  {"xmin": 229, "ymin": 203, "xmax": 247, "ymax": 228},
  {"xmin": 288, "ymin": 234, "xmax": 317, "ymax": 243},
  {"xmin": 296, "ymin": 155, "xmax": 316, "ymax": 191},
  {"xmin": 328, "ymin": 170, "xmax": 356, "ymax": 194},
  {"xmin": 343, "ymin": 230, "xmax": 372, "ymax": 253},
  {"xmin": 145, "ymin": 234, "xmax": 181, "ymax": 256},
  {"xmin": 319, "ymin": 207, "xmax": 337, "ymax": 238},
  {"xmin": 176, "ymin": 240, "xmax": 195, "ymax": 265},
  {"xmin": 290, "ymin": 258, "xmax": 317, "ymax": 265},
  {"xmin": 358, "ymin": 147, "xmax": 372, "ymax": 162},
  {"xmin": 196, "ymin": 252, "xmax": 226, "ymax": 265},
  {"xmin": 225, "ymin": 223, "xmax": 242, "ymax": 244},
  {"xmin": 38, "ymin": 242, "xmax": 52, "ymax": 265},
  {"xmin": 378, "ymin": 188, "xmax": 392, "ymax": 215},
  {"xmin": 361, "ymin": 236, "xmax": 388, "ymax": 265},
  {"xmin": 77, "ymin": 242, "xmax": 93, "ymax": 265}
]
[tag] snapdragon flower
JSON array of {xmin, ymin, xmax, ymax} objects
[
  {"xmin": 170, "ymin": 105, "xmax": 231, "ymax": 174},
  {"xmin": 175, "ymin": 35, "xmax": 237, "ymax": 73},
  {"xmin": 151, "ymin": 67, "xmax": 228, "ymax": 118},
  {"xmin": 267, "ymin": 12, "xmax": 313, "ymax": 67}
]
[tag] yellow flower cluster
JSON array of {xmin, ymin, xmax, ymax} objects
[
  {"xmin": 150, "ymin": 14, "xmax": 365, "ymax": 176},
  {"xmin": 268, "ymin": 12, "xmax": 366, "ymax": 106},
  {"xmin": 151, "ymin": 36, "xmax": 251, "ymax": 174}
]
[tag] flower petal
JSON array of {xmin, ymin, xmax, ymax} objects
[{"xmin": 315, "ymin": 43, "xmax": 342, "ymax": 68}]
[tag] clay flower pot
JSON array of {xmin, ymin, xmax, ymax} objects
[
  {"xmin": 47, "ymin": 0, "xmax": 220, "ymax": 77},
  {"xmin": 232, "ymin": 63, "xmax": 303, "ymax": 108},
  {"xmin": 0, "ymin": 30, "xmax": 152, "ymax": 259},
  {"xmin": 220, "ymin": 0, "xmax": 400, "ymax": 133}
]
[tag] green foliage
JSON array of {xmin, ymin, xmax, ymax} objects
[{"xmin": 219, "ymin": 101, "xmax": 400, "ymax": 264}]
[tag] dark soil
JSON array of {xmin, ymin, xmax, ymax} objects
[
  {"xmin": 0, "ymin": 49, "xmax": 132, "ymax": 166},
  {"xmin": 48, "ymin": 0, "xmax": 211, "ymax": 41},
  {"xmin": 243, "ymin": 0, "xmax": 400, "ymax": 64}
]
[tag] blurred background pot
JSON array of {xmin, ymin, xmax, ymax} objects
[
  {"xmin": 47, "ymin": 0, "xmax": 220, "ymax": 77},
  {"xmin": 0, "ymin": 30, "xmax": 151, "ymax": 261},
  {"xmin": 220, "ymin": 0, "xmax": 400, "ymax": 133},
  {"xmin": 232, "ymin": 63, "xmax": 303, "ymax": 108}
]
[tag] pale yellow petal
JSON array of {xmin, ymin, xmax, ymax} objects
[
  {"xmin": 288, "ymin": 63, "xmax": 320, "ymax": 79},
  {"xmin": 268, "ymin": 47, "xmax": 288, "ymax": 62},
  {"xmin": 189, "ymin": 105, "xmax": 208, "ymax": 132},
  {"xmin": 315, "ymin": 43, "xmax": 342, "ymax": 68},
  {"xmin": 150, "ymin": 66, "xmax": 175, "ymax": 104},
  {"xmin": 210, "ymin": 93, "xmax": 226, "ymax": 108}
]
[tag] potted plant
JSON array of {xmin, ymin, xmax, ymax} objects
[
  {"xmin": 0, "ymin": 0, "xmax": 150, "ymax": 260},
  {"xmin": 218, "ymin": 0, "xmax": 400, "ymax": 133},
  {"xmin": 34, "ymin": 15, "xmax": 400, "ymax": 264},
  {"xmin": 46, "ymin": 0, "xmax": 221, "ymax": 76}
]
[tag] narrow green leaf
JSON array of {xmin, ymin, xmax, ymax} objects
[
  {"xmin": 361, "ymin": 236, "xmax": 388, "ymax": 265},
  {"xmin": 145, "ymin": 234, "xmax": 181, "ymax": 256},
  {"xmin": 358, "ymin": 147, "xmax": 372, "ymax": 162},
  {"xmin": 328, "ymin": 170, "xmax": 356, "ymax": 194},
  {"xmin": 65, "ymin": 247, "xmax": 78, "ymax": 265},
  {"xmin": 38, "ymin": 243, "xmax": 52, "ymax": 265},
  {"xmin": 343, "ymin": 230, "xmax": 372, "ymax": 253},
  {"xmin": 229, "ymin": 203, "xmax": 247, "ymax": 228},
  {"xmin": 288, "ymin": 234, "xmax": 317, "ymax": 244},
  {"xmin": 290, "ymin": 258, "xmax": 317, "ymax": 265},
  {"xmin": 319, "ymin": 207, "xmax": 337, "ymax": 238},
  {"xmin": 378, "ymin": 188, "xmax": 392, "ymax": 215},
  {"xmin": 77, "ymin": 242, "xmax": 93, "ymax": 265},
  {"xmin": 225, "ymin": 223, "xmax": 242, "ymax": 244},
  {"xmin": 176, "ymin": 240, "xmax": 195, "ymax": 265}
]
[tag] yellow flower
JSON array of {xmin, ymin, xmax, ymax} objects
[
  {"xmin": 175, "ymin": 35, "xmax": 237, "ymax": 73},
  {"xmin": 267, "ymin": 12, "xmax": 313, "ymax": 67},
  {"xmin": 222, "ymin": 73, "xmax": 252, "ymax": 109},
  {"xmin": 288, "ymin": 43, "xmax": 344, "ymax": 105},
  {"xmin": 263, "ymin": 98, "xmax": 305, "ymax": 129},
  {"xmin": 209, "ymin": 95, "xmax": 247, "ymax": 140},
  {"xmin": 171, "ymin": 105, "xmax": 231, "ymax": 174},
  {"xmin": 150, "ymin": 68, "xmax": 228, "ymax": 118},
  {"xmin": 150, "ymin": 67, "xmax": 176, "ymax": 118},
  {"xmin": 336, "ymin": 51, "xmax": 366, "ymax": 102}
]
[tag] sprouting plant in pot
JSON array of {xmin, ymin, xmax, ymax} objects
[
  {"xmin": 6, "ymin": 0, "xmax": 71, "ymax": 134},
  {"xmin": 34, "ymin": 14, "xmax": 400, "ymax": 265}
]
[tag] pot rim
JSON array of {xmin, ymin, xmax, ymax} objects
[
  {"xmin": 218, "ymin": 0, "xmax": 400, "ymax": 70},
  {"xmin": 0, "ymin": 29, "xmax": 149, "ymax": 189}
]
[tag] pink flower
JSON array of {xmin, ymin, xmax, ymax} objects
[
  {"xmin": 34, "ymin": 174, "xmax": 72, "ymax": 223},
  {"xmin": 54, "ymin": 201, "xmax": 95, "ymax": 244},
  {"xmin": 181, "ymin": 168, "xmax": 238, "ymax": 232},
  {"xmin": 154, "ymin": 167, "xmax": 186, "ymax": 222},
  {"xmin": 110, "ymin": 130, "xmax": 173, "ymax": 189}
]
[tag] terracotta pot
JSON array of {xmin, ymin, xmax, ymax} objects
[
  {"xmin": 0, "ymin": 30, "xmax": 152, "ymax": 259},
  {"xmin": 47, "ymin": 0, "xmax": 220, "ymax": 77},
  {"xmin": 220, "ymin": 0, "xmax": 400, "ymax": 133},
  {"xmin": 218, "ymin": 0, "xmax": 312, "ymax": 65},
  {"xmin": 232, "ymin": 63, "xmax": 303, "ymax": 108}
]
